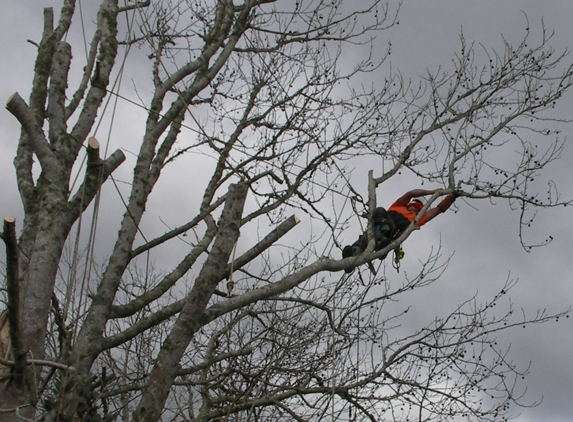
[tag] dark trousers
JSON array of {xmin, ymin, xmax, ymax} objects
[{"xmin": 348, "ymin": 207, "xmax": 396, "ymax": 254}]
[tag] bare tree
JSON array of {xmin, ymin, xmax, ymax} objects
[{"xmin": 1, "ymin": 1, "xmax": 572, "ymax": 421}]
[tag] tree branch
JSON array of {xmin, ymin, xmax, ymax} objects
[
  {"xmin": 66, "ymin": 31, "xmax": 100, "ymax": 119},
  {"xmin": 6, "ymin": 93, "xmax": 57, "ymax": 172},
  {"xmin": 47, "ymin": 41, "xmax": 72, "ymax": 146}
]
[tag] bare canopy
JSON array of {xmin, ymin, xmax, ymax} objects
[{"xmin": 1, "ymin": 1, "xmax": 572, "ymax": 421}]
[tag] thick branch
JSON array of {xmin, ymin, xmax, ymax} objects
[
  {"xmin": 69, "ymin": 0, "xmax": 119, "ymax": 153},
  {"xmin": 47, "ymin": 41, "xmax": 72, "ymax": 146},
  {"xmin": 202, "ymin": 211, "xmax": 449, "ymax": 326},
  {"xmin": 6, "ymin": 92, "xmax": 57, "ymax": 171},
  {"xmin": 66, "ymin": 31, "xmax": 100, "ymax": 119},
  {"xmin": 28, "ymin": 7, "xmax": 55, "ymax": 125},
  {"xmin": 86, "ymin": 136, "xmax": 102, "ymax": 165}
]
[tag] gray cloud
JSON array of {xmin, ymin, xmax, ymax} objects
[{"xmin": 1, "ymin": 1, "xmax": 572, "ymax": 421}]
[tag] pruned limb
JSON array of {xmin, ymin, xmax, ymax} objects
[
  {"xmin": 1, "ymin": 217, "xmax": 26, "ymax": 387},
  {"xmin": 86, "ymin": 136, "xmax": 101, "ymax": 165},
  {"xmin": 6, "ymin": 93, "xmax": 56, "ymax": 171},
  {"xmin": 68, "ymin": 137, "xmax": 125, "ymax": 218}
]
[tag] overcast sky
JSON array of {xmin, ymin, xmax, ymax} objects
[
  {"xmin": 385, "ymin": 3, "xmax": 573, "ymax": 422},
  {"xmin": 1, "ymin": 1, "xmax": 572, "ymax": 421}
]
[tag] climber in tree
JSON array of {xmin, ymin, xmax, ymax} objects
[{"xmin": 342, "ymin": 188, "xmax": 457, "ymax": 273}]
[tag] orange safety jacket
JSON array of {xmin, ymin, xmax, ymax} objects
[{"xmin": 387, "ymin": 201, "xmax": 429, "ymax": 234}]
